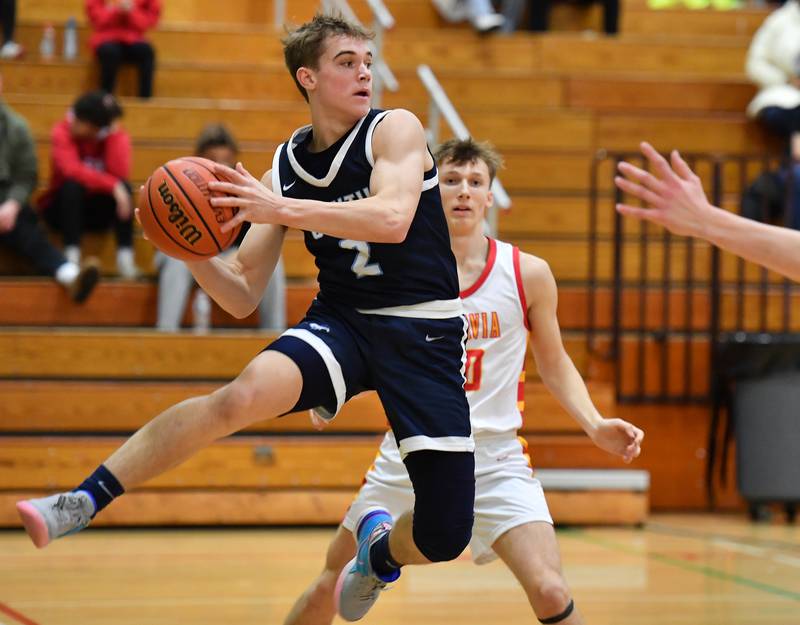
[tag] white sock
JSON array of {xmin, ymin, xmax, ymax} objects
[
  {"xmin": 64, "ymin": 245, "xmax": 80, "ymax": 265},
  {"xmin": 55, "ymin": 262, "xmax": 80, "ymax": 286},
  {"xmin": 117, "ymin": 247, "xmax": 138, "ymax": 278}
]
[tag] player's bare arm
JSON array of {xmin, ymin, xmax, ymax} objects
[
  {"xmin": 616, "ymin": 141, "xmax": 800, "ymax": 282},
  {"xmin": 207, "ymin": 109, "xmax": 427, "ymax": 243},
  {"xmin": 187, "ymin": 170, "xmax": 286, "ymax": 318},
  {"xmin": 521, "ymin": 252, "xmax": 643, "ymax": 463}
]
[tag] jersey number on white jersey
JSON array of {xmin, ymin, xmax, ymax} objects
[
  {"xmin": 340, "ymin": 239, "xmax": 383, "ymax": 279},
  {"xmin": 464, "ymin": 349, "xmax": 484, "ymax": 391}
]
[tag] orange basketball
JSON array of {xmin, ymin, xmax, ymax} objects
[{"xmin": 138, "ymin": 156, "xmax": 241, "ymax": 261}]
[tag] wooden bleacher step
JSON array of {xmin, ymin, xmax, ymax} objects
[
  {"xmin": 2, "ymin": 279, "xmax": 796, "ymax": 333},
  {"xmin": 18, "ymin": 0, "xmax": 769, "ymax": 39},
  {"xmin": 0, "ymin": 379, "xmax": 615, "ymax": 434},
  {"xmin": 9, "ymin": 93, "xmax": 771, "ymax": 153},
  {"xmin": 0, "ymin": 488, "xmax": 647, "ymax": 526},
  {"xmin": 0, "ymin": 435, "xmax": 646, "ymax": 526},
  {"xmin": 13, "ymin": 21, "xmax": 752, "ymax": 74},
  {"xmin": 0, "ymin": 329, "xmax": 598, "ymax": 381}
]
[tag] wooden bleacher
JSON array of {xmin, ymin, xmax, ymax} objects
[{"xmin": 1, "ymin": 0, "xmax": 770, "ymax": 523}]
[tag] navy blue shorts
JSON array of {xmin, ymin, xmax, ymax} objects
[{"xmin": 266, "ymin": 298, "xmax": 473, "ymax": 456}]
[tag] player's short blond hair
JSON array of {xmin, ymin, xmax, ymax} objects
[
  {"xmin": 282, "ymin": 14, "xmax": 374, "ymax": 102},
  {"xmin": 434, "ymin": 138, "xmax": 504, "ymax": 182}
]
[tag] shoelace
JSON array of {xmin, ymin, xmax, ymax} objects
[
  {"xmin": 52, "ymin": 495, "xmax": 89, "ymax": 524},
  {"xmin": 358, "ymin": 578, "xmax": 393, "ymax": 601}
]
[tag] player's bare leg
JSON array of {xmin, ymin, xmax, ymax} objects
[
  {"xmin": 16, "ymin": 350, "xmax": 303, "ymax": 548},
  {"xmin": 105, "ymin": 350, "xmax": 302, "ymax": 485},
  {"xmin": 283, "ymin": 527, "xmax": 355, "ymax": 625},
  {"xmin": 493, "ymin": 522, "xmax": 585, "ymax": 624}
]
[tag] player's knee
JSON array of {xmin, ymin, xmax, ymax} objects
[
  {"xmin": 531, "ymin": 574, "xmax": 572, "ymax": 622},
  {"xmin": 212, "ymin": 381, "xmax": 257, "ymax": 432},
  {"xmin": 412, "ymin": 513, "xmax": 472, "ymax": 562},
  {"xmin": 405, "ymin": 450, "xmax": 475, "ymax": 562}
]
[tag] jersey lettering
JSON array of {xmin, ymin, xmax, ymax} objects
[
  {"xmin": 339, "ymin": 239, "xmax": 383, "ymax": 278},
  {"xmin": 467, "ymin": 311, "xmax": 502, "ymax": 340}
]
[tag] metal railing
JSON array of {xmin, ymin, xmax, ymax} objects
[
  {"xmin": 589, "ymin": 150, "xmax": 800, "ymax": 507},
  {"xmin": 417, "ymin": 64, "xmax": 511, "ymax": 237},
  {"xmin": 588, "ymin": 150, "xmax": 799, "ymax": 405}
]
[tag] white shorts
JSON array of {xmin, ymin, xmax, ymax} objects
[{"xmin": 342, "ymin": 431, "xmax": 553, "ymax": 565}]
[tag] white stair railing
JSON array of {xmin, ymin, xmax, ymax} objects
[{"xmin": 417, "ymin": 64, "xmax": 511, "ymax": 237}]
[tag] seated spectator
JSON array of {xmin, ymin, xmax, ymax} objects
[
  {"xmin": 0, "ymin": 0, "xmax": 23, "ymax": 59},
  {"xmin": 502, "ymin": 0, "xmax": 619, "ymax": 35},
  {"xmin": 432, "ymin": 0, "xmax": 505, "ymax": 34},
  {"xmin": 746, "ymin": 0, "xmax": 800, "ymax": 160},
  {"xmin": 86, "ymin": 0, "xmax": 161, "ymax": 99},
  {"xmin": 156, "ymin": 124, "xmax": 287, "ymax": 332},
  {"xmin": 0, "ymin": 76, "xmax": 99, "ymax": 302},
  {"xmin": 39, "ymin": 91, "xmax": 139, "ymax": 278}
]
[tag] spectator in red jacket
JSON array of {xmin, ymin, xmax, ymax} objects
[
  {"xmin": 40, "ymin": 91, "xmax": 139, "ymax": 278},
  {"xmin": 86, "ymin": 0, "xmax": 161, "ymax": 98}
]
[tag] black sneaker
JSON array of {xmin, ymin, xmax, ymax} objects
[{"xmin": 68, "ymin": 258, "xmax": 100, "ymax": 303}]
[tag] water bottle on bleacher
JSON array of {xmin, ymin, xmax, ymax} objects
[
  {"xmin": 39, "ymin": 23, "xmax": 55, "ymax": 61},
  {"xmin": 63, "ymin": 17, "xmax": 78, "ymax": 61}
]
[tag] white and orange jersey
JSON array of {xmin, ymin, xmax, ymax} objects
[{"xmin": 461, "ymin": 238, "xmax": 529, "ymax": 435}]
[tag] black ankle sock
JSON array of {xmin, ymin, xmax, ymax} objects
[
  {"xmin": 75, "ymin": 465, "xmax": 124, "ymax": 517},
  {"xmin": 369, "ymin": 532, "xmax": 401, "ymax": 580}
]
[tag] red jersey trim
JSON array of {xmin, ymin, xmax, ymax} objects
[
  {"xmin": 460, "ymin": 237, "xmax": 497, "ymax": 299},
  {"xmin": 512, "ymin": 246, "xmax": 531, "ymax": 330}
]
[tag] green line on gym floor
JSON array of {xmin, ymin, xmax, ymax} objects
[{"xmin": 565, "ymin": 529, "xmax": 800, "ymax": 602}]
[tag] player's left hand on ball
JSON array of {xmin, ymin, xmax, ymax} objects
[
  {"xmin": 208, "ymin": 162, "xmax": 284, "ymax": 233},
  {"xmin": 590, "ymin": 418, "xmax": 644, "ymax": 463}
]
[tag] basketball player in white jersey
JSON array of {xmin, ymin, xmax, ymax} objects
[{"xmin": 283, "ymin": 138, "xmax": 645, "ymax": 625}]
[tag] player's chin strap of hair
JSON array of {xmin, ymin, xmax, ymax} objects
[{"xmin": 538, "ymin": 599, "xmax": 575, "ymax": 624}]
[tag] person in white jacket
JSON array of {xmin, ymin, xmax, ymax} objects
[{"xmin": 746, "ymin": 0, "xmax": 800, "ymax": 158}]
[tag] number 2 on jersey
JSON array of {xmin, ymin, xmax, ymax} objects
[
  {"xmin": 340, "ymin": 239, "xmax": 383, "ymax": 278},
  {"xmin": 464, "ymin": 349, "xmax": 484, "ymax": 391}
]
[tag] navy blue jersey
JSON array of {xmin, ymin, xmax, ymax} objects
[{"xmin": 272, "ymin": 109, "xmax": 459, "ymax": 311}]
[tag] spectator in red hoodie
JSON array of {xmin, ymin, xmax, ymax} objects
[
  {"xmin": 40, "ymin": 91, "xmax": 139, "ymax": 278},
  {"xmin": 86, "ymin": 0, "xmax": 161, "ymax": 99}
]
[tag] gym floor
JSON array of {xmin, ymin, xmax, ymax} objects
[{"xmin": 1, "ymin": 514, "xmax": 798, "ymax": 625}]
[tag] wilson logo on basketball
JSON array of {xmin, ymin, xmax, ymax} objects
[{"xmin": 157, "ymin": 181, "xmax": 203, "ymax": 245}]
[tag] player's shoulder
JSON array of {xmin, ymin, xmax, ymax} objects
[
  {"xmin": 372, "ymin": 108, "xmax": 425, "ymax": 141},
  {"xmin": 516, "ymin": 249, "xmax": 556, "ymax": 297}
]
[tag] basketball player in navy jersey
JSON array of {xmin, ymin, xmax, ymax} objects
[
  {"xmin": 280, "ymin": 139, "xmax": 644, "ymax": 625},
  {"xmin": 17, "ymin": 14, "xmax": 473, "ymax": 622}
]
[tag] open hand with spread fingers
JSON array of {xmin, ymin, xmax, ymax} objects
[
  {"xmin": 208, "ymin": 162, "xmax": 286, "ymax": 233},
  {"xmin": 614, "ymin": 141, "xmax": 716, "ymax": 239}
]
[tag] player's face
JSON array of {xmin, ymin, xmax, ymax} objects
[
  {"xmin": 312, "ymin": 36, "xmax": 372, "ymax": 118},
  {"xmin": 439, "ymin": 159, "xmax": 493, "ymax": 236}
]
